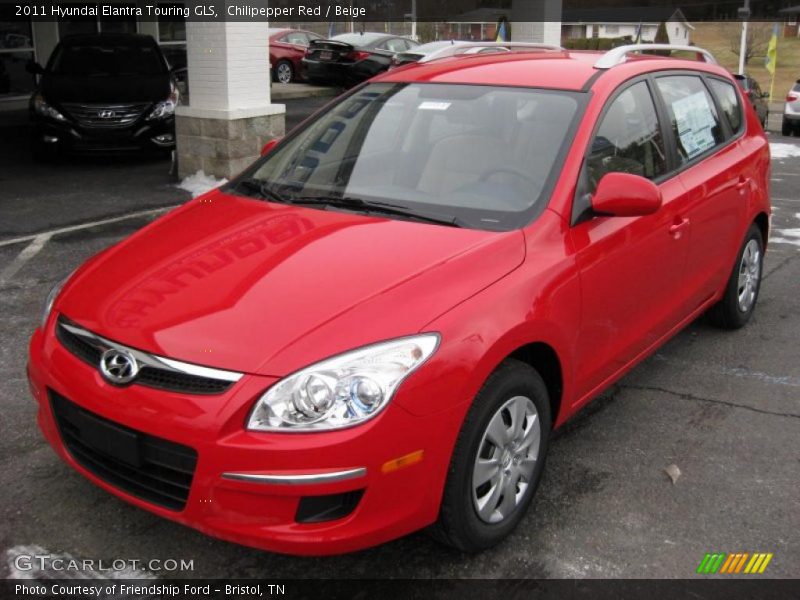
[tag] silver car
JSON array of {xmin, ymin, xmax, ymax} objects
[{"xmin": 782, "ymin": 79, "xmax": 800, "ymax": 136}]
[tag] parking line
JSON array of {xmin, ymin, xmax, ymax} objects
[
  {"xmin": 0, "ymin": 234, "xmax": 51, "ymax": 285},
  {"xmin": 0, "ymin": 206, "xmax": 177, "ymax": 249}
]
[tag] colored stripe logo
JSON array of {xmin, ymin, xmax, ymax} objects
[{"xmin": 697, "ymin": 552, "xmax": 773, "ymax": 574}]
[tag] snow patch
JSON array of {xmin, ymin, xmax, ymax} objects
[
  {"xmin": 177, "ymin": 170, "xmax": 227, "ymax": 198},
  {"xmin": 769, "ymin": 143, "xmax": 800, "ymax": 159}
]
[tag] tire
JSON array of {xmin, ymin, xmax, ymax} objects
[
  {"xmin": 430, "ymin": 359, "xmax": 551, "ymax": 552},
  {"xmin": 782, "ymin": 119, "xmax": 791, "ymax": 137},
  {"xmin": 707, "ymin": 224, "xmax": 764, "ymax": 330},
  {"xmin": 274, "ymin": 60, "xmax": 294, "ymax": 84}
]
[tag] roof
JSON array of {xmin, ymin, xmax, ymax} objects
[
  {"xmin": 377, "ymin": 49, "xmax": 725, "ymax": 91},
  {"xmin": 563, "ymin": 7, "xmax": 691, "ymax": 25}
]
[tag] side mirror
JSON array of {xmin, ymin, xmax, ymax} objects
[
  {"xmin": 260, "ymin": 137, "xmax": 281, "ymax": 156},
  {"xmin": 592, "ymin": 172, "xmax": 662, "ymax": 217},
  {"xmin": 26, "ymin": 61, "xmax": 44, "ymax": 75}
]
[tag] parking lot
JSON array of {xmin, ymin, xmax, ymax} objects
[{"xmin": 0, "ymin": 100, "xmax": 798, "ymax": 579}]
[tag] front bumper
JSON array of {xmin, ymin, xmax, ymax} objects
[
  {"xmin": 27, "ymin": 324, "xmax": 459, "ymax": 555},
  {"xmin": 31, "ymin": 115, "xmax": 175, "ymax": 153}
]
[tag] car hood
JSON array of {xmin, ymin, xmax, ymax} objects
[
  {"xmin": 58, "ymin": 191, "xmax": 525, "ymax": 376},
  {"xmin": 41, "ymin": 73, "xmax": 169, "ymax": 104}
]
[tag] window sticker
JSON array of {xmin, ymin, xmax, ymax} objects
[
  {"xmin": 418, "ymin": 101, "xmax": 451, "ymax": 111},
  {"xmin": 671, "ymin": 92, "xmax": 717, "ymax": 158}
]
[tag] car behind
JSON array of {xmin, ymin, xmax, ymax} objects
[
  {"xmin": 28, "ymin": 33, "xmax": 178, "ymax": 160},
  {"xmin": 303, "ymin": 32, "xmax": 418, "ymax": 86},
  {"xmin": 783, "ymin": 79, "xmax": 800, "ymax": 136}
]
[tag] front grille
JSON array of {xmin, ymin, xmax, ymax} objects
[
  {"xmin": 55, "ymin": 317, "xmax": 236, "ymax": 396},
  {"xmin": 61, "ymin": 102, "xmax": 151, "ymax": 128},
  {"xmin": 50, "ymin": 390, "xmax": 197, "ymax": 511}
]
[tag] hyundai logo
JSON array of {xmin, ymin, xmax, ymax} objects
[
  {"xmin": 98, "ymin": 109, "xmax": 116, "ymax": 119},
  {"xmin": 99, "ymin": 349, "xmax": 139, "ymax": 385}
]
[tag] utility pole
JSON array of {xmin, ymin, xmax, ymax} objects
[{"xmin": 738, "ymin": 0, "xmax": 751, "ymax": 75}]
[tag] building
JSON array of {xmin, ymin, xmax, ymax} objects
[{"xmin": 561, "ymin": 7, "xmax": 693, "ymax": 44}]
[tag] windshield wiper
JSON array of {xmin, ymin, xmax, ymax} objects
[
  {"xmin": 231, "ymin": 178, "xmax": 292, "ymax": 204},
  {"xmin": 289, "ymin": 194, "xmax": 464, "ymax": 228}
]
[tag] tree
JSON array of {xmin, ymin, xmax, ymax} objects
[
  {"xmin": 653, "ymin": 21, "xmax": 670, "ymax": 56},
  {"xmin": 730, "ymin": 23, "xmax": 771, "ymax": 65}
]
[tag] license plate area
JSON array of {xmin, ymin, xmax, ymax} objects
[
  {"xmin": 74, "ymin": 411, "xmax": 142, "ymax": 468},
  {"xmin": 319, "ymin": 50, "xmax": 333, "ymax": 60}
]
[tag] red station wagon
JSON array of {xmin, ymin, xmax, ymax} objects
[{"xmin": 28, "ymin": 42, "xmax": 771, "ymax": 555}]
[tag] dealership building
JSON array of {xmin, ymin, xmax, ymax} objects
[{"xmin": 0, "ymin": 1, "xmax": 562, "ymax": 178}]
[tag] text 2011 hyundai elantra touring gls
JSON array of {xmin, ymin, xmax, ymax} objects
[{"xmin": 28, "ymin": 43, "xmax": 770, "ymax": 555}]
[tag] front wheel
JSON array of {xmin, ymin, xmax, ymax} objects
[
  {"xmin": 707, "ymin": 224, "xmax": 764, "ymax": 329},
  {"xmin": 430, "ymin": 359, "xmax": 551, "ymax": 552}
]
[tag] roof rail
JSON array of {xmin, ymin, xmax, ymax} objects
[
  {"xmin": 419, "ymin": 41, "xmax": 564, "ymax": 63},
  {"xmin": 594, "ymin": 44, "xmax": 717, "ymax": 69}
]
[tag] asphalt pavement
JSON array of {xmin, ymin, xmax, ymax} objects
[{"xmin": 0, "ymin": 105, "xmax": 798, "ymax": 579}]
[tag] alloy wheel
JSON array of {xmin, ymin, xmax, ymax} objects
[{"xmin": 276, "ymin": 63, "xmax": 293, "ymax": 83}]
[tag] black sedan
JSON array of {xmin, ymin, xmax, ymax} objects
[
  {"xmin": 303, "ymin": 32, "xmax": 418, "ymax": 86},
  {"xmin": 27, "ymin": 33, "xmax": 178, "ymax": 160}
]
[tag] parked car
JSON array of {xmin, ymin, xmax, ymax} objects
[
  {"xmin": 27, "ymin": 33, "xmax": 178, "ymax": 160},
  {"xmin": 733, "ymin": 73, "xmax": 769, "ymax": 128},
  {"xmin": 391, "ymin": 40, "xmax": 509, "ymax": 68},
  {"xmin": 782, "ymin": 79, "xmax": 800, "ymax": 136},
  {"xmin": 303, "ymin": 32, "xmax": 418, "ymax": 86},
  {"xmin": 269, "ymin": 27, "xmax": 323, "ymax": 84},
  {"xmin": 29, "ymin": 43, "xmax": 770, "ymax": 556}
]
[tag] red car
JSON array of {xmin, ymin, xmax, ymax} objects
[
  {"xmin": 269, "ymin": 27, "xmax": 323, "ymax": 84},
  {"xmin": 28, "ymin": 43, "xmax": 770, "ymax": 555}
]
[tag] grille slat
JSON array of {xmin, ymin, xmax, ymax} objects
[
  {"xmin": 55, "ymin": 317, "xmax": 234, "ymax": 396},
  {"xmin": 62, "ymin": 103, "xmax": 151, "ymax": 128},
  {"xmin": 50, "ymin": 391, "xmax": 197, "ymax": 511}
]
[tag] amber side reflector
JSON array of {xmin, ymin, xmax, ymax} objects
[{"xmin": 381, "ymin": 450, "xmax": 424, "ymax": 474}]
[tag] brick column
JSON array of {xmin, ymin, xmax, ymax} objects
[
  {"xmin": 176, "ymin": 21, "xmax": 286, "ymax": 179},
  {"xmin": 511, "ymin": 0, "xmax": 562, "ymax": 46}
]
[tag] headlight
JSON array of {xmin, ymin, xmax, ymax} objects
[
  {"xmin": 147, "ymin": 84, "xmax": 178, "ymax": 120},
  {"xmin": 41, "ymin": 271, "xmax": 74, "ymax": 329},
  {"xmin": 247, "ymin": 334, "xmax": 439, "ymax": 432},
  {"xmin": 33, "ymin": 93, "xmax": 66, "ymax": 121}
]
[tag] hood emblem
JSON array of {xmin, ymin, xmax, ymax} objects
[
  {"xmin": 98, "ymin": 109, "xmax": 116, "ymax": 119},
  {"xmin": 100, "ymin": 349, "xmax": 139, "ymax": 385}
]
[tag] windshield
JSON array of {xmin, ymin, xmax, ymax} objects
[
  {"xmin": 239, "ymin": 82, "xmax": 581, "ymax": 231},
  {"xmin": 49, "ymin": 43, "xmax": 166, "ymax": 77}
]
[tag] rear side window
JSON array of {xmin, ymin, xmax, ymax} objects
[
  {"xmin": 656, "ymin": 76, "xmax": 725, "ymax": 164},
  {"xmin": 587, "ymin": 81, "xmax": 667, "ymax": 191},
  {"xmin": 708, "ymin": 79, "xmax": 743, "ymax": 134}
]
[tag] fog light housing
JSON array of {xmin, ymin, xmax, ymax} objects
[
  {"xmin": 152, "ymin": 133, "xmax": 174, "ymax": 146},
  {"xmin": 295, "ymin": 490, "xmax": 364, "ymax": 523}
]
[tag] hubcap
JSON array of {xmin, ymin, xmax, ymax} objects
[
  {"xmin": 472, "ymin": 396, "xmax": 541, "ymax": 524},
  {"xmin": 737, "ymin": 239, "xmax": 761, "ymax": 313},
  {"xmin": 277, "ymin": 64, "xmax": 292, "ymax": 83}
]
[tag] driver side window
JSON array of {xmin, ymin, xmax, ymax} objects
[{"xmin": 587, "ymin": 81, "xmax": 667, "ymax": 192}]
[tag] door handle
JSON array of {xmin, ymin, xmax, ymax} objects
[
  {"xmin": 669, "ymin": 217, "xmax": 690, "ymax": 236},
  {"xmin": 735, "ymin": 176, "xmax": 751, "ymax": 192}
]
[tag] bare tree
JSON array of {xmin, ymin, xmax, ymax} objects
[{"xmin": 730, "ymin": 24, "xmax": 772, "ymax": 65}]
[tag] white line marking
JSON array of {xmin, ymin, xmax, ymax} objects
[
  {"xmin": 0, "ymin": 206, "xmax": 177, "ymax": 249},
  {"xmin": 0, "ymin": 234, "xmax": 50, "ymax": 284}
]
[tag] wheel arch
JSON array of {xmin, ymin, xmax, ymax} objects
[
  {"xmin": 506, "ymin": 342, "xmax": 564, "ymax": 428},
  {"xmin": 754, "ymin": 211, "xmax": 769, "ymax": 247}
]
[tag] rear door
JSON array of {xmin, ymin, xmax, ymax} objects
[
  {"xmin": 654, "ymin": 73, "xmax": 749, "ymax": 304},
  {"xmin": 569, "ymin": 79, "xmax": 692, "ymax": 402}
]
